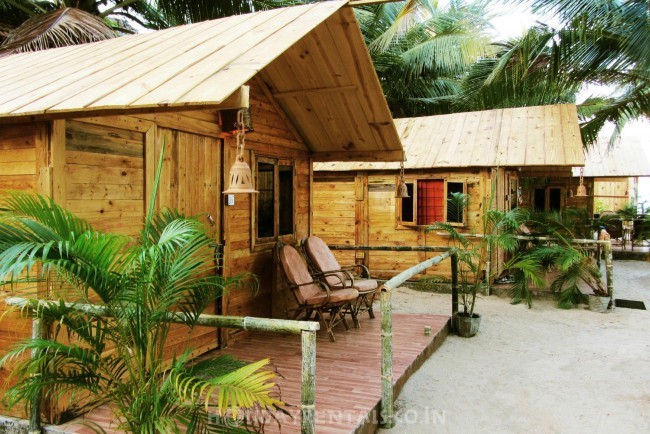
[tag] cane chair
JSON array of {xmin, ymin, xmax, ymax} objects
[
  {"xmin": 275, "ymin": 240, "xmax": 358, "ymax": 342},
  {"xmin": 301, "ymin": 236, "xmax": 378, "ymax": 328}
]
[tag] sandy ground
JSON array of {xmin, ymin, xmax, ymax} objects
[{"xmin": 380, "ymin": 260, "xmax": 650, "ymax": 434}]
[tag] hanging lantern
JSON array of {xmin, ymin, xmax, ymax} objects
[
  {"xmin": 396, "ymin": 160, "xmax": 410, "ymax": 198},
  {"xmin": 223, "ymin": 109, "xmax": 258, "ymax": 194},
  {"xmin": 575, "ymin": 167, "xmax": 588, "ymax": 197}
]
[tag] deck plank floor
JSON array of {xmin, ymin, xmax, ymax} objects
[{"xmin": 47, "ymin": 312, "xmax": 450, "ymax": 434}]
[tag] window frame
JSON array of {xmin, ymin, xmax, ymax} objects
[
  {"xmin": 396, "ymin": 177, "xmax": 467, "ymax": 227},
  {"xmin": 251, "ymin": 155, "xmax": 295, "ymax": 251}
]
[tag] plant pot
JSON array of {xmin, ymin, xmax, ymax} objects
[
  {"xmin": 622, "ymin": 219, "xmax": 634, "ymax": 231},
  {"xmin": 454, "ymin": 312, "xmax": 481, "ymax": 337},
  {"xmin": 587, "ymin": 295, "xmax": 611, "ymax": 313}
]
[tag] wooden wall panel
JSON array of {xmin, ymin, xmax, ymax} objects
[
  {"xmin": 593, "ymin": 177, "xmax": 631, "ymax": 213},
  {"xmin": 65, "ymin": 120, "xmax": 145, "ymax": 237},
  {"xmin": 310, "ymin": 170, "xmax": 488, "ymax": 281},
  {"xmin": 221, "ymin": 80, "xmax": 310, "ymax": 342},
  {"xmin": 0, "ymin": 122, "xmax": 42, "ymax": 419}
]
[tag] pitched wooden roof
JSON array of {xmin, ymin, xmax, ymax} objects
[
  {"xmin": 573, "ymin": 134, "xmax": 650, "ymax": 177},
  {"xmin": 314, "ymin": 104, "xmax": 584, "ymax": 171},
  {"xmin": 0, "ymin": 1, "xmax": 403, "ymax": 162}
]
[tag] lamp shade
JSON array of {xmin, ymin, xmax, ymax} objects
[
  {"xmin": 223, "ymin": 157, "xmax": 258, "ymax": 194},
  {"xmin": 396, "ymin": 180, "xmax": 410, "ymax": 198}
]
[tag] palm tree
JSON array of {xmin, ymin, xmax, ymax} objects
[
  {"xmin": 453, "ymin": 24, "xmax": 582, "ymax": 111},
  {"xmin": 0, "ymin": 153, "xmax": 284, "ymax": 431},
  {"xmin": 355, "ymin": 0, "xmax": 495, "ymax": 116},
  {"xmin": 457, "ymin": 0, "xmax": 650, "ymax": 146}
]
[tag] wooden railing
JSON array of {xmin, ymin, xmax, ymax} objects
[
  {"xmin": 328, "ymin": 245, "xmax": 458, "ymax": 428},
  {"xmin": 329, "ymin": 238, "xmax": 614, "ymax": 428},
  {"xmin": 4, "ymin": 298, "xmax": 320, "ymax": 434}
]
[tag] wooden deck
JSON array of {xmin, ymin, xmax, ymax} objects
[{"xmin": 46, "ymin": 312, "xmax": 450, "ymax": 434}]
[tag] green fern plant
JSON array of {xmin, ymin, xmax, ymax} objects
[
  {"xmin": 509, "ymin": 210, "xmax": 607, "ymax": 309},
  {"xmin": 0, "ymin": 143, "xmax": 285, "ymax": 432}
]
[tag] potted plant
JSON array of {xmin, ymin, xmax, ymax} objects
[
  {"xmin": 426, "ymin": 189, "xmax": 528, "ymax": 337},
  {"xmin": 618, "ymin": 203, "xmax": 637, "ymax": 233}
]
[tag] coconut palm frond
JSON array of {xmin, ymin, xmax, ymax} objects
[
  {"xmin": 506, "ymin": 254, "xmax": 545, "ymax": 307},
  {"xmin": 171, "ymin": 357, "xmax": 283, "ymax": 420},
  {"xmin": 0, "ymin": 7, "xmax": 116, "ymax": 55},
  {"xmin": 367, "ymin": 0, "xmax": 434, "ymax": 53},
  {"xmin": 402, "ymin": 32, "xmax": 491, "ymax": 77}
]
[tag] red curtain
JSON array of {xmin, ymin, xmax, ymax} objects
[{"xmin": 417, "ymin": 179, "xmax": 444, "ymax": 224}]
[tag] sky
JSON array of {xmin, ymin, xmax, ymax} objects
[{"xmin": 482, "ymin": 0, "xmax": 650, "ymax": 206}]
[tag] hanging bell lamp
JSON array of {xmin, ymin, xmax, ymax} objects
[
  {"xmin": 575, "ymin": 167, "xmax": 588, "ymax": 197},
  {"xmin": 223, "ymin": 109, "xmax": 258, "ymax": 194},
  {"xmin": 396, "ymin": 160, "xmax": 410, "ymax": 198}
]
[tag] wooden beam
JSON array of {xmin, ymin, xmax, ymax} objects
[
  {"xmin": 254, "ymin": 76, "xmax": 303, "ymax": 143},
  {"xmin": 272, "ymin": 85, "xmax": 357, "ymax": 99},
  {"xmin": 0, "ymin": 86, "xmax": 250, "ymax": 126},
  {"xmin": 313, "ymin": 150, "xmax": 404, "ymax": 162}
]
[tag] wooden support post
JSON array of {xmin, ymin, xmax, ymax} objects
[
  {"xmin": 604, "ymin": 240, "xmax": 614, "ymax": 309},
  {"xmin": 301, "ymin": 330, "xmax": 316, "ymax": 434},
  {"xmin": 28, "ymin": 318, "xmax": 42, "ymax": 434},
  {"xmin": 451, "ymin": 254, "xmax": 459, "ymax": 331},
  {"xmin": 379, "ymin": 286, "xmax": 394, "ymax": 428}
]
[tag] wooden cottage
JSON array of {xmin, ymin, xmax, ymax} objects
[
  {"xmin": 0, "ymin": 0, "xmax": 404, "ymax": 421},
  {"xmin": 312, "ymin": 104, "xmax": 584, "ymax": 279},
  {"xmin": 571, "ymin": 134, "xmax": 650, "ymax": 214}
]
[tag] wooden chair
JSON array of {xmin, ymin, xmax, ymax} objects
[
  {"xmin": 275, "ymin": 241, "xmax": 358, "ymax": 342},
  {"xmin": 301, "ymin": 236, "xmax": 378, "ymax": 328}
]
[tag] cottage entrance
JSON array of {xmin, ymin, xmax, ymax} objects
[{"xmin": 152, "ymin": 128, "xmax": 224, "ymax": 353}]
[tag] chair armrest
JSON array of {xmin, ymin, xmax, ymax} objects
[
  {"xmin": 314, "ymin": 269, "xmax": 355, "ymax": 287},
  {"xmin": 340, "ymin": 264, "xmax": 371, "ymax": 279},
  {"xmin": 282, "ymin": 280, "xmax": 331, "ymax": 304}
]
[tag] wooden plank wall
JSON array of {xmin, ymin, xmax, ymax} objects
[
  {"xmin": 593, "ymin": 177, "xmax": 631, "ymax": 213},
  {"xmin": 221, "ymin": 79, "xmax": 311, "ymax": 342},
  {"xmin": 311, "ymin": 170, "xmax": 486, "ymax": 280},
  {"xmin": 312, "ymin": 175, "xmax": 357, "ymax": 265},
  {"xmin": 65, "ymin": 120, "xmax": 145, "ymax": 236},
  {"xmin": 0, "ymin": 123, "xmax": 44, "ymax": 419}
]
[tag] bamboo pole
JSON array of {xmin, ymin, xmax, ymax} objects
[
  {"xmin": 381, "ymin": 251, "xmax": 453, "ymax": 289},
  {"xmin": 451, "ymin": 254, "xmax": 459, "ymax": 332},
  {"xmin": 328, "ymin": 245, "xmax": 450, "ymax": 252},
  {"xmin": 604, "ymin": 240, "xmax": 614, "ymax": 309},
  {"xmin": 376, "ymin": 250, "xmax": 454, "ymax": 428},
  {"xmin": 28, "ymin": 318, "xmax": 42, "ymax": 434},
  {"xmin": 5, "ymin": 299, "xmax": 320, "ymax": 333},
  {"xmin": 6, "ymin": 298, "xmax": 320, "ymax": 434},
  {"xmin": 301, "ymin": 330, "xmax": 316, "ymax": 434},
  {"xmin": 379, "ymin": 286, "xmax": 393, "ymax": 428}
]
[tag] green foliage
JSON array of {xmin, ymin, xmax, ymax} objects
[
  {"xmin": 508, "ymin": 209, "xmax": 607, "ymax": 309},
  {"xmin": 464, "ymin": 0, "xmax": 650, "ymax": 146},
  {"xmin": 355, "ymin": 0, "xmax": 494, "ymax": 116},
  {"xmin": 0, "ymin": 147, "xmax": 282, "ymax": 432},
  {"xmin": 426, "ymin": 183, "xmax": 530, "ymax": 315}
]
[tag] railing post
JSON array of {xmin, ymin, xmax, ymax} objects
[
  {"xmin": 29, "ymin": 317, "xmax": 42, "ymax": 434},
  {"xmin": 604, "ymin": 240, "xmax": 614, "ymax": 309},
  {"xmin": 379, "ymin": 286, "xmax": 393, "ymax": 428},
  {"xmin": 451, "ymin": 254, "xmax": 459, "ymax": 331},
  {"xmin": 301, "ymin": 330, "xmax": 316, "ymax": 434}
]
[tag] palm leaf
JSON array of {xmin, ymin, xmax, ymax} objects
[{"xmin": 0, "ymin": 7, "xmax": 116, "ymax": 56}]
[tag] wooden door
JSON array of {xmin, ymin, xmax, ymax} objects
[{"xmin": 152, "ymin": 128, "xmax": 222, "ymax": 357}]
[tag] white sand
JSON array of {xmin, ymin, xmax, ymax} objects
[{"xmin": 381, "ymin": 260, "xmax": 650, "ymax": 433}]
